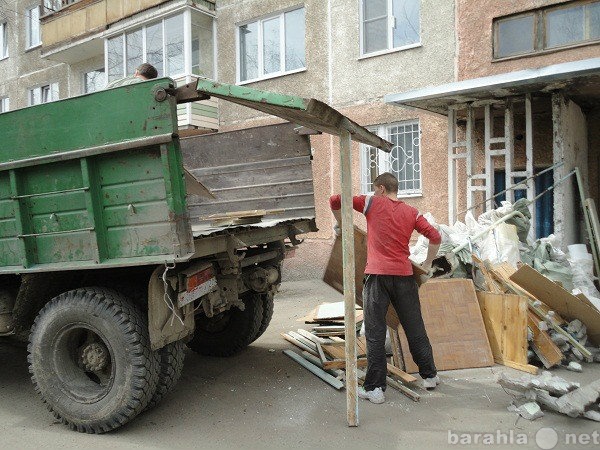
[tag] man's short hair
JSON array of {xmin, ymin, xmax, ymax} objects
[
  {"xmin": 373, "ymin": 172, "xmax": 398, "ymax": 193},
  {"xmin": 136, "ymin": 63, "xmax": 158, "ymax": 80}
]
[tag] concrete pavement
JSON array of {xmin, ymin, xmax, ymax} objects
[{"xmin": 0, "ymin": 279, "xmax": 599, "ymax": 449}]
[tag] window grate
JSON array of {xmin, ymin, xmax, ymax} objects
[{"xmin": 361, "ymin": 121, "xmax": 421, "ymax": 197}]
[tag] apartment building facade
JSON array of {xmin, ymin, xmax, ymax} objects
[
  {"xmin": 9, "ymin": 0, "xmax": 600, "ymax": 270},
  {"xmin": 215, "ymin": 0, "xmax": 457, "ymax": 276},
  {"xmin": 388, "ymin": 0, "xmax": 600, "ymax": 249},
  {"xmin": 0, "ymin": 0, "xmax": 70, "ymax": 111}
]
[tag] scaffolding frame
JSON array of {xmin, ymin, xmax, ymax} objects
[{"xmin": 447, "ymin": 96, "xmax": 535, "ymax": 234}]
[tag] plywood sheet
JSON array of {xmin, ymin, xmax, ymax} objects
[
  {"xmin": 510, "ymin": 264, "xmax": 600, "ymax": 345},
  {"xmin": 397, "ymin": 279, "xmax": 494, "ymax": 373},
  {"xmin": 477, "ymin": 292, "xmax": 528, "ymax": 366}
]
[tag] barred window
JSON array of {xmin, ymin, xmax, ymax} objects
[{"xmin": 360, "ymin": 121, "xmax": 421, "ymax": 197}]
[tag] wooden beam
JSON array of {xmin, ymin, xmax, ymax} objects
[
  {"xmin": 339, "ymin": 128, "xmax": 358, "ymax": 426},
  {"xmin": 281, "ymin": 333, "xmax": 318, "ymax": 357},
  {"xmin": 386, "ymin": 363, "xmax": 418, "ymax": 384},
  {"xmin": 323, "ymin": 358, "xmax": 369, "ymax": 370}
]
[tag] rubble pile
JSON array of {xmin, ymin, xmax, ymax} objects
[{"xmin": 499, "ymin": 371, "xmax": 600, "ymax": 422}]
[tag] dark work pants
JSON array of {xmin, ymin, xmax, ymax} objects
[{"xmin": 362, "ymin": 274, "xmax": 437, "ymax": 391}]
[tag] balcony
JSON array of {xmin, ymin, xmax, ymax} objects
[{"xmin": 40, "ymin": 0, "xmax": 215, "ymax": 63}]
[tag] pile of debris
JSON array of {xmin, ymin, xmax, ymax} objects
[
  {"xmin": 281, "ymin": 301, "xmax": 423, "ymax": 401},
  {"xmin": 473, "ymin": 259, "xmax": 600, "ymax": 374},
  {"xmin": 499, "ymin": 371, "xmax": 600, "ymax": 422}
]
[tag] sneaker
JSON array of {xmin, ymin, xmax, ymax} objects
[
  {"xmin": 422, "ymin": 375, "xmax": 440, "ymax": 390},
  {"xmin": 358, "ymin": 386, "xmax": 385, "ymax": 404}
]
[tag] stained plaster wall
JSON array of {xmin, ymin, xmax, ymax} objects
[
  {"xmin": 0, "ymin": 0, "xmax": 69, "ymax": 110},
  {"xmin": 552, "ymin": 94, "xmax": 589, "ymax": 249},
  {"xmin": 457, "ymin": 0, "xmax": 600, "ymax": 80}
]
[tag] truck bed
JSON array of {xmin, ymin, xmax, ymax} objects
[{"xmin": 180, "ymin": 122, "xmax": 316, "ymax": 229}]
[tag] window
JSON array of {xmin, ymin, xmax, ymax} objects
[
  {"xmin": 106, "ymin": 11, "xmax": 214, "ymax": 83},
  {"xmin": 361, "ymin": 121, "xmax": 421, "ymax": 196},
  {"xmin": 28, "ymin": 83, "xmax": 58, "ymax": 106},
  {"xmin": 84, "ymin": 68, "xmax": 106, "ymax": 93},
  {"xmin": 0, "ymin": 22, "xmax": 7, "ymax": 59},
  {"xmin": 360, "ymin": 0, "xmax": 420, "ymax": 56},
  {"xmin": 26, "ymin": 5, "xmax": 41, "ymax": 48},
  {"xmin": 494, "ymin": 0, "xmax": 600, "ymax": 58},
  {"xmin": 0, "ymin": 97, "xmax": 8, "ymax": 113},
  {"xmin": 237, "ymin": 8, "xmax": 306, "ymax": 83}
]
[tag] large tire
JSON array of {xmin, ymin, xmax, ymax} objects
[
  {"xmin": 187, "ymin": 293, "xmax": 263, "ymax": 357},
  {"xmin": 250, "ymin": 291, "xmax": 274, "ymax": 343},
  {"xmin": 27, "ymin": 288, "xmax": 159, "ymax": 434},
  {"xmin": 146, "ymin": 340, "xmax": 186, "ymax": 410}
]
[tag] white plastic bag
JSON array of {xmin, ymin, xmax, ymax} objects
[{"xmin": 477, "ymin": 222, "xmax": 521, "ymax": 267}]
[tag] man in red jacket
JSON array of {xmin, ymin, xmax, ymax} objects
[{"xmin": 330, "ymin": 172, "xmax": 442, "ymax": 404}]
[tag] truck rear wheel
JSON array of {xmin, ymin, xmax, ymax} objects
[
  {"xmin": 28, "ymin": 288, "xmax": 159, "ymax": 433},
  {"xmin": 146, "ymin": 340, "xmax": 186, "ymax": 410},
  {"xmin": 187, "ymin": 293, "xmax": 263, "ymax": 357},
  {"xmin": 251, "ymin": 291, "xmax": 274, "ymax": 343}
]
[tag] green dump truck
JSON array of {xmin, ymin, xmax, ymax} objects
[{"xmin": 0, "ymin": 77, "xmax": 388, "ymax": 433}]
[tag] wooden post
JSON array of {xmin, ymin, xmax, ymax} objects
[{"xmin": 339, "ymin": 128, "xmax": 358, "ymax": 427}]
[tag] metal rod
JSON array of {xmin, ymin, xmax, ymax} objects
[
  {"xmin": 339, "ymin": 128, "xmax": 358, "ymax": 427},
  {"xmin": 458, "ymin": 162, "xmax": 563, "ymax": 217}
]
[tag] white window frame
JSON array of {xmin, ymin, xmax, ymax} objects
[
  {"xmin": 83, "ymin": 68, "xmax": 106, "ymax": 94},
  {"xmin": 359, "ymin": 0, "xmax": 421, "ymax": 58},
  {"xmin": 28, "ymin": 83, "xmax": 59, "ymax": 106},
  {"xmin": 235, "ymin": 7, "xmax": 306, "ymax": 84},
  {"xmin": 360, "ymin": 121, "xmax": 422, "ymax": 198},
  {"xmin": 494, "ymin": 0, "xmax": 600, "ymax": 59},
  {"xmin": 0, "ymin": 97, "xmax": 9, "ymax": 113},
  {"xmin": 104, "ymin": 9, "xmax": 215, "ymax": 83},
  {"xmin": 0, "ymin": 22, "xmax": 8, "ymax": 60},
  {"xmin": 26, "ymin": 5, "xmax": 42, "ymax": 49}
]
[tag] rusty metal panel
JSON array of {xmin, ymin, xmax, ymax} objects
[{"xmin": 180, "ymin": 123, "xmax": 316, "ymax": 226}]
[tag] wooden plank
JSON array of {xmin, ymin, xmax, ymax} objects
[
  {"xmin": 495, "ymin": 358, "xmax": 539, "ymax": 375},
  {"xmin": 510, "ymin": 264, "xmax": 600, "ymax": 345},
  {"xmin": 528, "ymin": 311, "xmax": 563, "ymax": 368},
  {"xmin": 316, "ymin": 342, "xmax": 328, "ymax": 364},
  {"xmin": 322, "ymin": 343, "xmax": 346, "ymax": 360},
  {"xmin": 288, "ymin": 331, "xmax": 318, "ymax": 352},
  {"xmin": 476, "ymin": 292, "xmax": 528, "ymax": 365},
  {"xmin": 357, "ymin": 369, "xmax": 420, "ymax": 402},
  {"xmin": 471, "ymin": 254, "xmax": 504, "ymax": 293},
  {"xmin": 397, "ymin": 279, "xmax": 494, "ymax": 373},
  {"xmin": 296, "ymin": 328, "xmax": 327, "ymax": 345},
  {"xmin": 356, "ymin": 336, "xmax": 367, "ymax": 357},
  {"xmin": 323, "ymin": 358, "xmax": 368, "ymax": 370},
  {"xmin": 386, "ymin": 363, "xmax": 418, "ymax": 384},
  {"xmin": 281, "ymin": 333, "xmax": 318, "ymax": 357},
  {"xmin": 283, "ymin": 350, "xmax": 344, "ymax": 390},
  {"xmin": 389, "ymin": 326, "xmax": 405, "ymax": 370}
]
